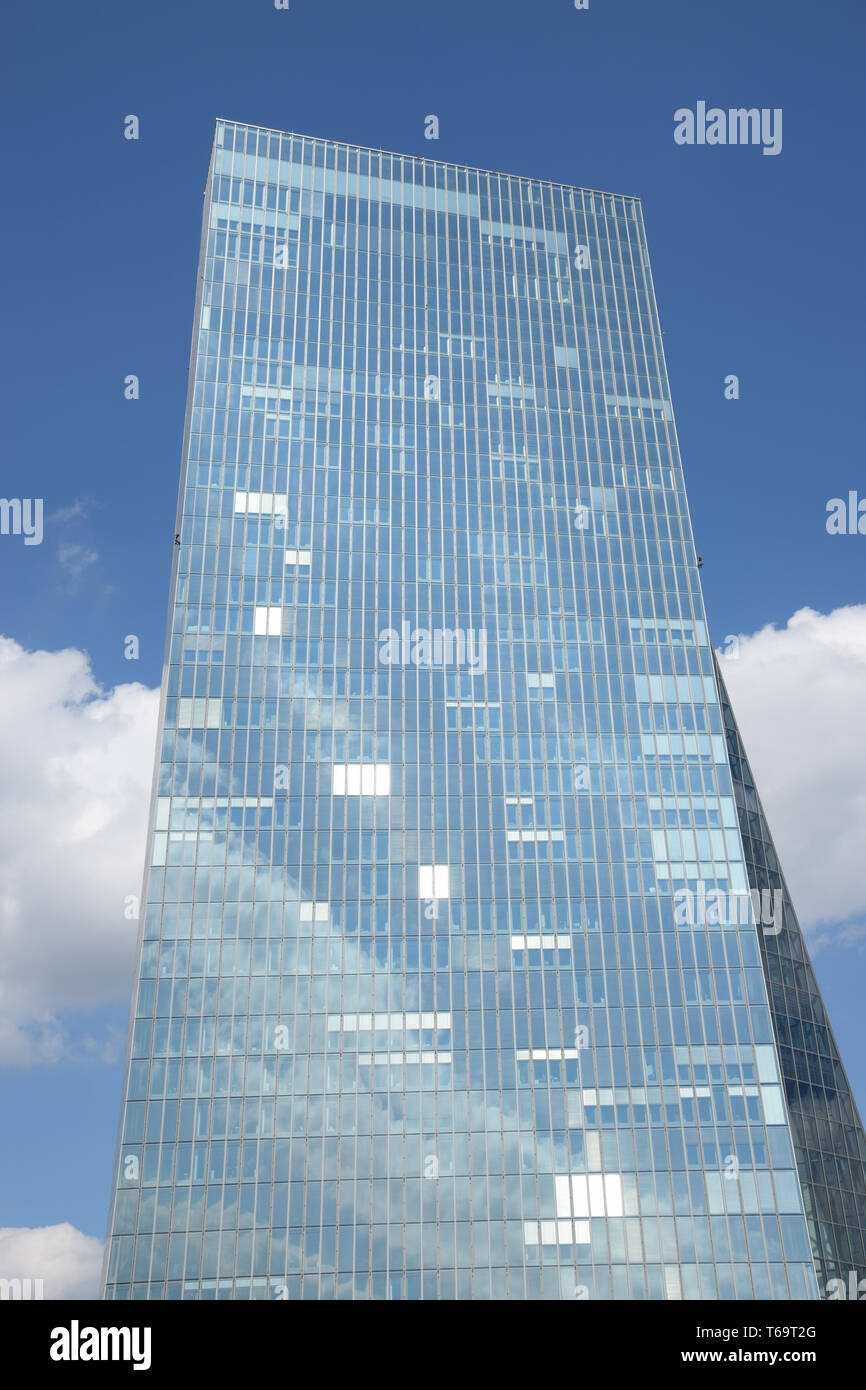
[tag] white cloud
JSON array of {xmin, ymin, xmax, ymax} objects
[
  {"xmin": 0, "ymin": 1223, "xmax": 103, "ymax": 1299},
  {"xmin": 0, "ymin": 637, "xmax": 158, "ymax": 1065},
  {"xmin": 718, "ymin": 605, "xmax": 866, "ymax": 945},
  {"xmin": 57, "ymin": 543, "xmax": 100, "ymax": 581},
  {"xmin": 47, "ymin": 500, "xmax": 90, "ymax": 525}
]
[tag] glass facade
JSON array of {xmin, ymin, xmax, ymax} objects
[
  {"xmin": 102, "ymin": 120, "xmax": 860, "ymax": 1300},
  {"xmin": 716, "ymin": 657, "xmax": 866, "ymax": 1295}
]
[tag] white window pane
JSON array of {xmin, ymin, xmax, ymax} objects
[
  {"xmin": 761, "ymin": 1085, "xmax": 786, "ymax": 1125},
  {"xmin": 570, "ymin": 1176, "xmax": 589, "ymax": 1218},
  {"xmin": 604, "ymin": 1174, "xmax": 623, "ymax": 1217},
  {"xmin": 554, "ymin": 1175, "xmax": 572, "ymax": 1218},
  {"xmin": 587, "ymin": 1175, "xmax": 606, "ymax": 1216}
]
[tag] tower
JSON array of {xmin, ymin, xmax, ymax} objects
[{"xmin": 102, "ymin": 121, "xmax": 863, "ymax": 1300}]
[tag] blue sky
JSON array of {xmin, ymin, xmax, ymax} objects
[{"xmin": 1, "ymin": 0, "xmax": 864, "ymax": 1246}]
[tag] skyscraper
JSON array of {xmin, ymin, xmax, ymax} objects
[{"xmin": 102, "ymin": 121, "xmax": 866, "ymax": 1300}]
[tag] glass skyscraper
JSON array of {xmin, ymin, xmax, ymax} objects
[{"xmin": 102, "ymin": 120, "xmax": 866, "ymax": 1301}]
